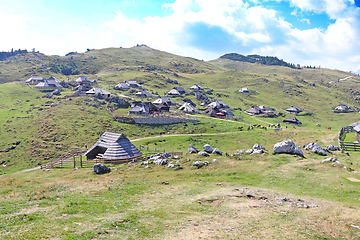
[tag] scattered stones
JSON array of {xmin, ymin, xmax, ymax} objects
[
  {"xmin": 186, "ymin": 145, "xmax": 198, "ymax": 154},
  {"xmin": 93, "ymin": 163, "xmax": 111, "ymax": 174},
  {"xmin": 321, "ymin": 157, "xmax": 342, "ymax": 165},
  {"xmin": 198, "ymin": 151, "xmax": 209, "ymax": 156},
  {"xmin": 246, "ymin": 149, "xmax": 253, "ymax": 154},
  {"xmin": 252, "ymin": 144, "xmax": 265, "ymax": 150},
  {"xmin": 251, "ymin": 149, "xmax": 264, "ymax": 155},
  {"xmin": 305, "ymin": 143, "xmax": 327, "ymax": 156},
  {"xmin": 212, "ymin": 148, "xmax": 222, "ymax": 155},
  {"xmin": 203, "ymin": 144, "xmax": 214, "ymax": 153},
  {"xmin": 326, "ymin": 145, "xmax": 341, "ymax": 151}
]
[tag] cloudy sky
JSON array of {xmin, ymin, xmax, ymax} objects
[{"xmin": 1, "ymin": 0, "xmax": 360, "ymax": 72}]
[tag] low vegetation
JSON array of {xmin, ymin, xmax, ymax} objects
[{"xmin": 0, "ymin": 46, "xmax": 360, "ymax": 239}]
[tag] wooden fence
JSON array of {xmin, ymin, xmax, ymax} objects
[
  {"xmin": 138, "ymin": 145, "xmax": 183, "ymax": 156},
  {"xmin": 338, "ymin": 126, "xmax": 360, "ymax": 151}
]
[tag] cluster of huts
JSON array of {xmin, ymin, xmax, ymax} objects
[
  {"xmin": 125, "ymin": 83, "xmax": 235, "ymax": 118},
  {"xmin": 26, "ymin": 75, "xmax": 112, "ymax": 99}
]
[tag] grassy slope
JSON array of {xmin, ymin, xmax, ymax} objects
[{"xmin": 1, "ymin": 47, "xmax": 360, "ymax": 239}]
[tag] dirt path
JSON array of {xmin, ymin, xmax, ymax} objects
[{"xmin": 329, "ymin": 76, "xmax": 352, "ymax": 84}]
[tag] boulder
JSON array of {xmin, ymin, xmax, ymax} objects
[
  {"xmin": 252, "ymin": 144, "xmax": 265, "ymax": 150},
  {"xmin": 198, "ymin": 151, "xmax": 209, "ymax": 156},
  {"xmin": 186, "ymin": 145, "xmax": 198, "ymax": 154},
  {"xmin": 305, "ymin": 143, "xmax": 327, "ymax": 156},
  {"xmin": 326, "ymin": 145, "xmax": 341, "ymax": 151},
  {"xmin": 203, "ymin": 144, "xmax": 214, "ymax": 153},
  {"xmin": 246, "ymin": 149, "xmax": 253, "ymax": 154},
  {"xmin": 161, "ymin": 152, "xmax": 173, "ymax": 159},
  {"xmin": 93, "ymin": 163, "xmax": 111, "ymax": 174},
  {"xmin": 294, "ymin": 147, "xmax": 304, "ymax": 157},
  {"xmin": 212, "ymin": 148, "xmax": 222, "ymax": 155},
  {"xmin": 235, "ymin": 149, "xmax": 245, "ymax": 155},
  {"xmin": 251, "ymin": 149, "xmax": 264, "ymax": 155},
  {"xmin": 52, "ymin": 89, "xmax": 61, "ymax": 95},
  {"xmin": 45, "ymin": 93, "xmax": 53, "ymax": 98},
  {"xmin": 211, "ymin": 159, "xmax": 217, "ymax": 163},
  {"xmin": 192, "ymin": 161, "xmax": 201, "ymax": 166},
  {"xmin": 273, "ymin": 139, "xmax": 295, "ymax": 154}
]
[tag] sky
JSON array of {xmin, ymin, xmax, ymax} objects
[{"xmin": 0, "ymin": 0, "xmax": 360, "ymax": 73}]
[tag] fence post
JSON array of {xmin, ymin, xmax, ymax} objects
[
  {"xmin": 61, "ymin": 157, "xmax": 63, "ymax": 168},
  {"xmin": 80, "ymin": 155, "xmax": 82, "ymax": 168},
  {"xmin": 73, "ymin": 154, "xmax": 76, "ymax": 168},
  {"xmin": 155, "ymin": 148, "xmax": 157, "ymax": 153}
]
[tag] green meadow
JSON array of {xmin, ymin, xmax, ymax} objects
[{"xmin": 0, "ymin": 46, "xmax": 360, "ymax": 239}]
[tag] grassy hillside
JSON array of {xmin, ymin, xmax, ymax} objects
[{"xmin": 1, "ymin": 46, "xmax": 360, "ymax": 239}]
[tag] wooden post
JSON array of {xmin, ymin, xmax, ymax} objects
[
  {"xmin": 61, "ymin": 157, "xmax": 63, "ymax": 168},
  {"xmin": 73, "ymin": 154, "xmax": 76, "ymax": 168},
  {"xmin": 80, "ymin": 155, "xmax": 82, "ymax": 168},
  {"xmin": 147, "ymin": 146, "xmax": 149, "ymax": 151},
  {"xmin": 155, "ymin": 148, "xmax": 157, "ymax": 153}
]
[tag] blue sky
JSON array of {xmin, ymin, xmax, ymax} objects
[{"xmin": 0, "ymin": 0, "xmax": 360, "ymax": 72}]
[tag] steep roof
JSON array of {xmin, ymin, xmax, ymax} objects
[
  {"xmin": 238, "ymin": 87, "xmax": 250, "ymax": 93},
  {"xmin": 179, "ymin": 102, "xmax": 198, "ymax": 113},
  {"xmin": 115, "ymin": 82, "xmax": 130, "ymax": 90},
  {"xmin": 86, "ymin": 87, "xmax": 110, "ymax": 95},
  {"xmin": 136, "ymin": 90, "xmax": 153, "ymax": 98},
  {"xmin": 202, "ymin": 106, "xmax": 220, "ymax": 117},
  {"xmin": 85, "ymin": 131, "xmax": 142, "ymax": 160},
  {"xmin": 168, "ymin": 89, "xmax": 181, "ymax": 96},
  {"xmin": 208, "ymin": 100, "xmax": 228, "ymax": 109},
  {"xmin": 152, "ymin": 97, "xmax": 177, "ymax": 105},
  {"xmin": 190, "ymin": 84, "xmax": 204, "ymax": 90},
  {"xmin": 34, "ymin": 79, "xmax": 63, "ymax": 90},
  {"xmin": 245, "ymin": 106, "xmax": 263, "ymax": 115},
  {"xmin": 283, "ymin": 116, "xmax": 302, "ymax": 125},
  {"xmin": 25, "ymin": 76, "xmax": 43, "ymax": 84},
  {"xmin": 75, "ymin": 76, "xmax": 91, "ymax": 83},
  {"xmin": 286, "ymin": 106, "xmax": 302, "ymax": 113},
  {"xmin": 174, "ymin": 86, "xmax": 187, "ymax": 94}
]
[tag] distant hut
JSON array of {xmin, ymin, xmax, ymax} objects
[
  {"xmin": 75, "ymin": 76, "xmax": 91, "ymax": 84},
  {"xmin": 152, "ymin": 97, "xmax": 177, "ymax": 106},
  {"xmin": 286, "ymin": 106, "xmax": 302, "ymax": 114},
  {"xmin": 173, "ymin": 86, "xmax": 187, "ymax": 95},
  {"xmin": 283, "ymin": 116, "xmax": 302, "ymax": 125},
  {"xmin": 221, "ymin": 108, "xmax": 234, "ymax": 116},
  {"xmin": 190, "ymin": 84, "xmax": 204, "ymax": 90},
  {"xmin": 202, "ymin": 107, "xmax": 220, "ymax": 117},
  {"xmin": 208, "ymin": 100, "xmax": 229, "ymax": 109},
  {"xmin": 156, "ymin": 102, "xmax": 170, "ymax": 112},
  {"xmin": 25, "ymin": 76, "xmax": 44, "ymax": 84},
  {"xmin": 73, "ymin": 83, "xmax": 92, "ymax": 92},
  {"xmin": 245, "ymin": 106, "xmax": 263, "ymax": 115},
  {"xmin": 86, "ymin": 87, "xmax": 111, "ymax": 98},
  {"xmin": 115, "ymin": 82, "xmax": 130, "ymax": 90},
  {"xmin": 178, "ymin": 103, "xmax": 198, "ymax": 113},
  {"xmin": 129, "ymin": 103, "xmax": 150, "ymax": 115},
  {"xmin": 85, "ymin": 131, "xmax": 142, "ymax": 160},
  {"xmin": 180, "ymin": 98, "xmax": 196, "ymax": 107},
  {"xmin": 167, "ymin": 89, "xmax": 181, "ymax": 96},
  {"xmin": 125, "ymin": 80, "xmax": 142, "ymax": 88},
  {"xmin": 135, "ymin": 90, "xmax": 153, "ymax": 98},
  {"xmin": 334, "ymin": 104, "xmax": 350, "ymax": 113},
  {"xmin": 238, "ymin": 87, "xmax": 250, "ymax": 93},
  {"xmin": 34, "ymin": 79, "xmax": 63, "ymax": 91}
]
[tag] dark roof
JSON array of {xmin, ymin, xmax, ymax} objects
[
  {"xmin": 202, "ymin": 107, "xmax": 220, "ymax": 117},
  {"xmin": 286, "ymin": 106, "xmax": 302, "ymax": 113},
  {"xmin": 283, "ymin": 116, "xmax": 302, "ymax": 125},
  {"xmin": 245, "ymin": 106, "xmax": 263, "ymax": 115},
  {"xmin": 180, "ymin": 98, "xmax": 196, "ymax": 107}
]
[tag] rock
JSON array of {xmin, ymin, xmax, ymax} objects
[
  {"xmin": 246, "ymin": 149, "xmax": 253, "ymax": 154},
  {"xmin": 8, "ymin": 145, "xmax": 16, "ymax": 150},
  {"xmin": 252, "ymin": 144, "xmax": 265, "ymax": 150},
  {"xmin": 45, "ymin": 93, "xmax": 53, "ymax": 98},
  {"xmin": 52, "ymin": 136, "xmax": 56, "ymax": 142},
  {"xmin": 211, "ymin": 159, "xmax": 217, "ymax": 163},
  {"xmin": 186, "ymin": 145, "xmax": 198, "ymax": 154},
  {"xmin": 203, "ymin": 144, "xmax": 214, "ymax": 153},
  {"xmin": 326, "ymin": 145, "xmax": 341, "ymax": 151},
  {"xmin": 93, "ymin": 163, "xmax": 111, "ymax": 174},
  {"xmin": 161, "ymin": 152, "xmax": 173, "ymax": 159},
  {"xmin": 305, "ymin": 143, "xmax": 327, "ymax": 156},
  {"xmin": 212, "ymin": 148, "xmax": 222, "ymax": 155},
  {"xmin": 15, "ymin": 141, "xmax": 20, "ymax": 145},
  {"xmin": 273, "ymin": 139, "xmax": 295, "ymax": 154},
  {"xmin": 52, "ymin": 89, "xmax": 61, "ymax": 95},
  {"xmin": 294, "ymin": 147, "xmax": 304, "ymax": 157},
  {"xmin": 322, "ymin": 157, "xmax": 334, "ymax": 163},
  {"xmin": 251, "ymin": 149, "xmax": 264, "ymax": 155},
  {"xmin": 141, "ymin": 161, "xmax": 148, "ymax": 165},
  {"xmin": 235, "ymin": 149, "xmax": 245, "ymax": 155},
  {"xmin": 192, "ymin": 161, "xmax": 201, "ymax": 166},
  {"xmin": 198, "ymin": 151, "xmax": 209, "ymax": 156}
]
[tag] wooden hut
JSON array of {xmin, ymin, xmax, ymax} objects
[
  {"xmin": 283, "ymin": 116, "xmax": 302, "ymax": 125},
  {"xmin": 85, "ymin": 131, "xmax": 142, "ymax": 160}
]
